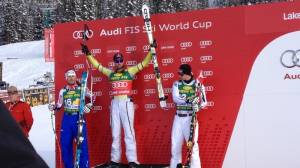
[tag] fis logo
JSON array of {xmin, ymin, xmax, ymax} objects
[
  {"xmin": 200, "ymin": 40, "xmax": 212, "ymax": 48},
  {"xmin": 107, "ymin": 49, "xmax": 120, "ymax": 54},
  {"xmin": 74, "ymin": 64, "xmax": 85, "ymax": 71},
  {"xmin": 73, "ymin": 29, "xmax": 94, "ymax": 39},
  {"xmin": 181, "ymin": 57, "xmax": 193, "ymax": 63},
  {"xmin": 180, "ymin": 41, "xmax": 192, "ymax": 50},
  {"xmin": 200, "ymin": 55, "xmax": 213, "ymax": 64}
]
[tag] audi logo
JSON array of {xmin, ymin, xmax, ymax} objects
[
  {"xmin": 162, "ymin": 58, "xmax": 174, "ymax": 64},
  {"xmin": 162, "ymin": 73, "xmax": 174, "ymax": 79},
  {"xmin": 73, "ymin": 30, "xmax": 93, "ymax": 39},
  {"xmin": 126, "ymin": 46, "xmax": 137, "ymax": 52},
  {"xmin": 92, "ymin": 77, "xmax": 102, "ymax": 83},
  {"xmin": 205, "ymin": 86, "xmax": 214, "ymax": 92},
  {"xmin": 200, "ymin": 40, "xmax": 212, "ymax": 48},
  {"xmin": 144, "ymin": 74, "xmax": 156, "ymax": 80},
  {"xmin": 94, "ymin": 91, "xmax": 102, "ymax": 96},
  {"xmin": 143, "ymin": 45, "xmax": 150, "ymax": 51},
  {"xmin": 164, "ymin": 88, "xmax": 172, "ymax": 94},
  {"xmin": 166, "ymin": 103, "xmax": 175, "ymax": 108},
  {"xmin": 200, "ymin": 55, "xmax": 213, "ymax": 63},
  {"xmin": 74, "ymin": 64, "xmax": 85, "ymax": 71},
  {"xmin": 112, "ymin": 81, "xmax": 128, "ymax": 88},
  {"xmin": 74, "ymin": 50, "xmax": 83, "ymax": 56},
  {"xmin": 131, "ymin": 90, "xmax": 138, "ymax": 94},
  {"xmin": 145, "ymin": 104, "xmax": 157, "ymax": 109},
  {"xmin": 203, "ymin": 71, "xmax": 213, "ymax": 77},
  {"xmin": 144, "ymin": 89, "xmax": 156, "ymax": 95},
  {"xmin": 180, "ymin": 42, "xmax": 193, "ymax": 48},
  {"xmin": 206, "ymin": 101, "xmax": 214, "ymax": 107},
  {"xmin": 91, "ymin": 49, "xmax": 101, "ymax": 54},
  {"xmin": 280, "ymin": 50, "xmax": 300, "ymax": 68},
  {"xmin": 181, "ymin": 57, "xmax": 193, "ymax": 63},
  {"xmin": 126, "ymin": 60, "xmax": 137, "ymax": 66},
  {"xmin": 93, "ymin": 106, "xmax": 102, "ymax": 111}
]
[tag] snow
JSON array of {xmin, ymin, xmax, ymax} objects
[
  {"xmin": 0, "ymin": 41, "xmax": 55, "ymax": 167},
  {"xmin": 0, "ymin": 40, "xmax": 54, "ymax": 89}
]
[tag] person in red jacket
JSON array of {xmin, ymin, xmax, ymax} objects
[{"xmin": 5, "ymin": 85, "xmax": 33, "ymax": 137}]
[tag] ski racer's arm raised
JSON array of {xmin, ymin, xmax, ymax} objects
[
  {"xmin": 128, "ymin": 52, "xmax": 152, "ymax": 76},
  {"xmin": 87, "ymin": 54, "xmax": 112, "ymax": 77}
]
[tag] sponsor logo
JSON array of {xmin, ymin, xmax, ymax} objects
[
  {"xmin": 200, "ymin": 40, "xmax": 212, "ymax": 48},
  {"xmin": 126, "ymin": 60, "xmax": 137, "ymax": 66},
  {"xmin": 162, "ymin": 58, "xmax": 174, "ymax": 65},
  {"xmin": 74, "ymin": 50, "xmax": 83, "ymax": 57},
  {"xmin": 164, "ymin": 87, "xmax": 172, "ymax": 94},
  {"xmin": 144, "ymin": 89, "xmax": 156, "ymax": 95},
  {"xmin": 73, "ymin": 30, "xmax": 93, "ymax": 39},
  {"xmin": 284, "ymin": 73, "xmax": 300, "ymax": 80},
  {"xmin": 145, "ymin": 104, "xmax": 157, "ymax": 109},
  {"xmin": 180, "ymin": 41, "xmax": 192, "ymax": 49},
  {"xmin": 280, "ymin": 50, "xmax": 300, "ymax": 68},
  {"xmin": 93, "ymin": 91, "xmax": 102, "ymax": 97},
  {"xmin": 92, "ymin": 77, "xmax": 102, "ymax": 83},
  {"xmin": 162, "ymin": 73, "xmax": 174, "ymax": 79},
  {"xmin": 200, "ymin": 55, "xmax": 213, "ymax": 63},
  {"xmin": 74, "ymin": 64, "xmax": 85, "ymax": 71},
  {"xmin": 144, "ymin": 74, "xmax": 156, "ymax": 80},
  {"xmin": 143, "ymin": 45, "xmax": 150, "ymax": 51},
  {"xmin": 112, "ymin": 81, "xmax": 128, "ymax": 88},
  {"xmin": 107, "ymin": 49, "xmax": 120, "ymax": 54},
  {"xmin": 131, "ymin": 89, "xmax": 138, "ymax": 95},
  {"xmin": 203, "ymin": 70, "xmax": 213, "ymax": 77},
  {"xmin": 205, "ymin": 86, "xmax": 214, "ymax": 92},
  {"xmin": 181, "ymin": 56, "xmax": 193, "ymax": 63},
  {"xmin": 166, "ymin": 103, "xmax": 175, "ymax": 108},
  {"xmin": 126, "ymin": 46, "xmax": 137, "ymax": 52},
  {"xmin": 160, "ymin": 45, "xmax": 175, "ymax": 50},
  {"xmin": 206, "ymin": 101, "xmax": 214, "ymax": 107},
  {"xmin": 283, "ymin": 12, "xmax": 300, "ymax": 21},
  {"xmin": 93, "ymin": 105, "xmax": 102, "ymax": 111},
  {"xmin": 91, "ymin": 49, "xmax": 101, "ymax": 54}
]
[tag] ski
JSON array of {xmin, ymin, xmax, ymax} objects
[
  {"xmin": 74, "ymin": 71, "xmax": 88, "ymax": 168},
  {"xmin": 142, "ymin": 3, "xmax": 167, "ymax": 108}
]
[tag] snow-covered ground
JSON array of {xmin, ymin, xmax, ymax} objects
[{"xmin": 0, "ymin": 41, "xmax": 55, "ymax": 167}]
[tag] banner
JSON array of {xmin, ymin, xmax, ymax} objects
[
  {"xmin": 44, "ymin": 28, "xmax": 54, "ymax": 62},
  {"xmin": 23, "ymin": 87, "xmax": 50, "ymax": 107},
  {"xmin": 53, "ymin": 1, "xmax": 300, "ymax": 168}
]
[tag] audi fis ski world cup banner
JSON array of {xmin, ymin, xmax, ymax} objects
[{"xmin": 53, "ymin": 1, "xmax": 300, "ymax": 168}]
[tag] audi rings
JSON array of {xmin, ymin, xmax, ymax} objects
[
  {"xmin": 280, "ymin": 50, "xmax": 300, "ymax": 68},
  {"xmin": 73, "ymin": 30, "xmax": 93, "ymax": 39}
]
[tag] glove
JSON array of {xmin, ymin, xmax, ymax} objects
[
  {"xmin": 80, "ymin": 43, "xmax": 91, "ymax": 55},
  {"xmin": 48, "ymin": 104, "xmax": 56, "ymax": 111},
  {"xmin": 200, "ymin": 101, "xmax": 207, "ymax": 108},
  {"xmin": 83, "ymin": 103, "xmax": 93, "ymax": 113}
]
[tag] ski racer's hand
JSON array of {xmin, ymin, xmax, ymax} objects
[
  {"xmin": 84, "ymin": 103, "xmax": 93, "ymax": 113},
  {"xmin": 150, "ymin": 39, "xmax": 157, "ymax": 48},
  {"xmin": 193, "ymin": 103, "xmax": 200, "ymax": 113},
  {"xmin": 80, "ymin": 43, "xmax": 91, "ymax": 55},
  {"xmin": 48, "ymin": 104, "xmax": 56, "ymax": 111},
  {"xmin": 200, "ymin": 101, "xmax": 208, "ymax": 109}
]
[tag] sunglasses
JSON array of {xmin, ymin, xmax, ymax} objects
[{"xmin": 114, "ymin": 59, "xmax": 124, "ymax": 64}]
